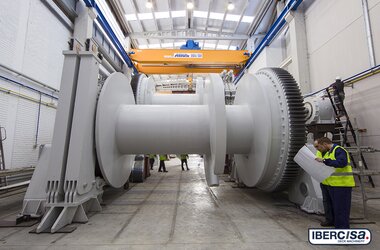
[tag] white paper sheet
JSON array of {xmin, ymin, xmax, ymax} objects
[{"xmin": 294, "ymin": 146, "xmax": 335, "ymax": 183}]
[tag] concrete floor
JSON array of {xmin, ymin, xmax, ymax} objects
[{"xmin": 1, "ymin": 156, "xmax": 380, "ymax": 249}]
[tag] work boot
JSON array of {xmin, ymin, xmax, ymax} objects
[{"xmin": 320, "ymin": 221, "xmax": 334, "ymax": 227}]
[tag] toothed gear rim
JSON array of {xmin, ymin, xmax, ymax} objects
[
  {"xmin": 130, "ymin": 74, "xmax": 149, "ymax": 104},
  {"xmin": 130, "ymin": 74, "xmax": 143, "ymax": 103},
  {"xmin": 256, "ymin": 68, "xmax": 307, "ymax": 192}
]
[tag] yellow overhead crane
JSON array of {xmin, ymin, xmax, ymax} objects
[{"xmin": 129, "ymin": 49, "xmax": 250, "ymax": 75}]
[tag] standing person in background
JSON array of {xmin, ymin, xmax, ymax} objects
[
  {"xmin": 148, "ymin": 154, "xmax": 156, "ymax": 170},
  {"xmin": 180, "ymin": 154, "xmax": 189, "ymax": 171},
  {"xmin": 314, "ymin": 137, "xmax": 355, "ymax": 229},
  {"xmin": 158, "ymin": 154, "xmax": 168, "ymax": 172}
]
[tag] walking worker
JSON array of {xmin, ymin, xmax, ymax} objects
[
  {"xmin": 158, "ymin": 154, "xmax": 168, "ymax": 172},
  {"xmin": 314, "ymin": 137, "xmax": 355, "ymax": 229},
  {"xmin": 148, "ymin": 154, "xmax": 156, "ymax": 170},
  {"xmin": 180, "ymin": 154, "xmax": 189, "ymax": 171}
]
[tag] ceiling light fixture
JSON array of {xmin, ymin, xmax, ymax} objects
[
  {"xmin": 146, "ymin": 1, "xmax": 153, "ymax": 9},
  {"xmin": 187, "ymin": 2, "xmax": 194, "ymax": 9},
  {"xmin": 227, "ymin": 2, "xmax": 235, "ymax": 11}
]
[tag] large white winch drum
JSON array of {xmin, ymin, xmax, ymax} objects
[{"xmin": 95, "ymin": 68, "xmax": 307, "ymax": 191}]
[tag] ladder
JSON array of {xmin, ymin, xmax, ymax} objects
[
  {"xmin": 326, "ymin": 86, "xmax": 375, "ymax": 187},
  {"xmin": 326, "ymin": 86, "xmax": 380, "ymax": 220},
  {"xmin": 0, "ymin": 126, "xmax": 6, "ymax": 186}
]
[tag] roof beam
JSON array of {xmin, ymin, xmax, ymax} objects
[
  {"xmin": 202, "ymin": 0, "xmax": 214, "ymax": 49},
  {"xmin": 104, "ymin": 0, "xmax": 139, "ymax": 49},
  {"xmin": 129, "ymin": 0, "xmax": 148, "ymax": 47},
  {"xmin": 215, "ymin": 5, "xmax": 229, "ymax": 49},
  {"xmin": 150, "ymin": 0, "xmax": 161, "ymax": 49},
  {"xmin": 106, "ymin": 0, "xmax": 129, "ymax": 36},
  {"xmin": 228, "ymin": 0, "xmax": 249, "ymax": 50},
  {"xmin": 167, "ymin": 0, "xmax": 174, "ymax": 48},
  {"xmin": 129, "ymin": 29, "xmax": 249, "ymax": 40}
]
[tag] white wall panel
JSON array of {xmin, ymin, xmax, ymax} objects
[
  {"xmin": 11, "ymin": 99, "xmax": 39, "ymax": 168},
  {"xmin": 0, "ymin": 92, "xmax": 10, "ymax": 168},
  {"xmin": 0, "ymin": 82, "xmax": 19, "ymax": 169},
  {"xmin": 0, "ymin": 0, "xmax": 65, "ymax": 169},
  {"xmin": 306, "ymin": 0, "xmax": 370, "ymax": 91},
  {"xmin": 38, "ymin": 105, "xmax": 56, "ymax": 145},
  {"xmin": 1, "ymin": 74, "xmax": 58, "ymax": 169},
  {"xmin": 305, "ymin": 0, "xmax": 363, "ymax": 56},
  {"xmin": 0, "ymin": 93, "xmax": 8, "ymax": 126},
  {"xmin": 308, "ymin": 17, "xmax": 369, "ymax": 91},
  {"xmin": 22, "ymin": 0, "xmax": 71, "ymax": 90},
  {"xmin": 368, "ymin": 0, "xmax": 380, "ymax": 8},
  {"xmin": 344, "ymin": 74, "xmax": 380, "ymax": 183},
  {"xmin": 345, "ymin": 76, "xmax": 380, "ymax": 138},
  {"xmin": 0, "ymin": 85, "xmax": 56, "ymax": 169},
  {"xmin": 369, "ymin": 1, "xmax": 380, "ymax": 64},
  {"xmin": 0, "ymin": 0, "xmax": 31, "ymax": 71},
  {"xmin": 0, "ymin": 0, "xmax": 71, "ymax": 90}
]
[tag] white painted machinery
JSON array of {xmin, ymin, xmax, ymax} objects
[
  {"xmin": 305, "ymin": 95, "xmax": 335, "ymax": 125},
  {"xmin": 128, "ymin": 70, "xmax": 305, "ymax": 189},
  {"xmin": 130, "ymin": 74, "xmax": 205, "ymax": 105},
  {"xmin": 18, "ymin": 1, "xmax": 311, "ymax": 233},
  {"xmin": 121, "ymin": 69, "xmax": 307, "ymax": 191}
]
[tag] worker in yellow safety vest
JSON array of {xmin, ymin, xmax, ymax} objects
[
  {"xmin": 314, "ymin": 137, "xmax": 355, "ymax": 229},
  {"xmin": 148, "ymin": 154, "xmax": 156, "ymax": 170},
  {"xmin": 158, "ymin": 155, "xmax": 168, "ymax": 173},
  {"xmin": 180, "ymin": 154, "xmax": 189, "ymax": 171}
]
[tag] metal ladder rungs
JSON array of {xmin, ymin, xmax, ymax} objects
[
  {"xmin": 365, "ymin": 196, "xmax": 380, "ymax": 200},
  {"xmin": 353, "ymin": 170, "xmax": 380, "ymax": 176}
]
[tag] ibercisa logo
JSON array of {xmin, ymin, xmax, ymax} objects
[{"xmin": 309, "ymin": 229, "xmax": 371, "ymax": 245}]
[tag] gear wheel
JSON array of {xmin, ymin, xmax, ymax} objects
[
  {"xmin": 257, "ymin": 68, "xmax": 307, "ymax": 191},
  {"xmin": 130, "ymin": 74, "xmax": 144, "ymax": 103}
]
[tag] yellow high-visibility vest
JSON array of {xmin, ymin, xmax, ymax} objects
[
  {"xmin": 180, "ymin": 154, "xmax": 188, "ymax": 160},
  {"xmin": 316, "ymin": 146, "xmax": 355, "ymax": 187}
]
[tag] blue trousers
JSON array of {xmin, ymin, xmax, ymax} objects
[
  {"xmin": 320, "ymin": 183, "xmax": 334, "ymax": 224},
  {"xmin": 158, "ymin": 160, "xmax": 166, "ymax": 172},
  {"xmin": 328, "ymin": 186, "xmax": 352, "ymax": 229}
]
